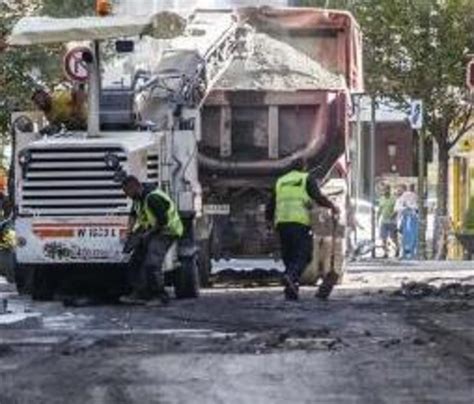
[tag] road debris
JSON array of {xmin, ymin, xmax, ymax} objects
[
  {"xmin": 394, "ymin": 281, "xmax": 474, "ymax": 299},
  {"xmin": 212, "ymin": 269, "xmax": 282, "ymax": 287},
  {"xmin": 1, "ymin": 298, "xmax": 8, "ymax": 315},
  {"xmin": 379, "ymin": 338, "xmax": 401, "ymax": 348}
]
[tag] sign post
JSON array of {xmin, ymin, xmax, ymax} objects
[{"xmin": 410, "ymin": 99, "xmax": 426, "ymax": 258}]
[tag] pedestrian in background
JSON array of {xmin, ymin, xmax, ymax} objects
[
  {"xmin": 394, "ymin": 184, "xmax": 407, "ymax": 219},
  {"xmin": 399, "ymin": 184, "xmax": 419, "ymax": 259},
  {"xmin": 377, "ymin": 185, "xmax": 397, "ymax": 258}
]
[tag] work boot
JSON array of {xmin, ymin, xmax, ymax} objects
[
  {"xmin": 283, "ymin": 274, "xmax": 299, "ymax": 301},
  {"xmin": 119, "ymin": 291, "xmax": 148, "ymax": 305},
  {"xmin": 316, "ymin": 272, "xmax": 339, "ymax": 300},
  {"xmin": 146, "ymin": 290, "xmax": 171, "ymax": 307}
]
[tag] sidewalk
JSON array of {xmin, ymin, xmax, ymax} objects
[
  {"xmin": 0, "ymin": 278, "xmax": 42, "ymax": 329},
  {"xmin": 348, "ymin": 260, "xmax": 474, "ymax": 272}
]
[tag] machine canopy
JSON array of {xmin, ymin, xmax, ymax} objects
[{"xmin": 9, "ymin": 12, "xmax": 186, "ymax": 46}]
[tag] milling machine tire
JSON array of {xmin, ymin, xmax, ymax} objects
[
  {"xmin": 31, "ymin": 268, "xmax": 57, "ymax": 301},
  {"xmin": 14, "ymin": 263, "xmax": 32, "ymax": 295},
  {"xmin": 0, "ymin": 249, "xmax": 15, "ymax": 284},
  {"xmin": 174, "ymin": 255, "xmax": 200, "ymax": 299}
]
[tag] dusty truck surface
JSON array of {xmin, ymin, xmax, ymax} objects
[
  {"xmin": 197, "ymin": 7, "xmax": 363, "ymax": 282},
  {"xmin": 8, "ymin": 9, "xmax": 249, "ymax": 299}
]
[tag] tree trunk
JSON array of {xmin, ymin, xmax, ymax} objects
[{"xmin": 434, "ymin": 141, "xmax": 449, "ymax": 260}]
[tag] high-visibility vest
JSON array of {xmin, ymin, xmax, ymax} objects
[
  {"xmin": 47, "ymin": 90, "xmax": 87, "ymax": 128},
  {"xmin": 133, "ymin": 188, "xmax": 184, "ymax": 238},
  {"xmin": 275, "ymin": 170, "xmax": 312, "ymax": 226}
]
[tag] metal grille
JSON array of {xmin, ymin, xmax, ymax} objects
[
  {"xmin": 147, "ymin": 153, "xmax": 159, "ymax": 184},
  {"xmin": 20, "ymin": 146, "xmax": 129, "ymax": 216}
]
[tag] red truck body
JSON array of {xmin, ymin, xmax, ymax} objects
[{"xmin": 197, "ymin": 7, "xmax": 363, "ymax": 264}]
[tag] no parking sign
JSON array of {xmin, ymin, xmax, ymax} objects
[{"xmin": 63, "ymin": 47, "xmax": 90, "ymax": 82}]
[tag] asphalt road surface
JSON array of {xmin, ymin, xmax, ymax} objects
[{"xmin": 1, "ymin": 261, "xmax": 473, "ymax": 404}]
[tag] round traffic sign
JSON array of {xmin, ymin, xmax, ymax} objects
[{"xmin": 63, "ymin": 47, "xmax": 91, "ymax": 82}]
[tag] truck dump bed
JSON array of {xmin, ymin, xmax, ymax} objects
[{"xmin": 200, "ymin": 7, "xmax": 362, "ymax": 177}]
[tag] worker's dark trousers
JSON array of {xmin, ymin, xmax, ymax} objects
[
  {"xmin": 278, "ymin": 223, "xmax": 313, "ymax": 283},
  {"xmin": 129, "ymin": 234, "xmax": 173, "ymax": 297}
]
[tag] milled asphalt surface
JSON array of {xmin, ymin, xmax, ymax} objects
[{"xmin": 0, "ymin": 261, "xmax": 473, "ymax": 404}]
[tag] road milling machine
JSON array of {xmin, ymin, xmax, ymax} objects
[{"xmin": 9, "ymin": 9, "xmax": 249, "ymax": 299}]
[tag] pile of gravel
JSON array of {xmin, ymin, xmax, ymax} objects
[
  {"xmin": 394, "ymin": 281, "xmax": 474, "ymax": 299},
  {"xmin": 215, "ymin": 33, "xmax": 346, "ymax": 91}
]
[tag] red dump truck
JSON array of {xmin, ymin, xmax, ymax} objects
[{"xmin": 197, "ymin": 7, "xmax": 363, "ymax": 283}]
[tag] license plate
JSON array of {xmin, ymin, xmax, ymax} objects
[
  {"xmin": 203, "ymin": 204, "xmax": 230, "ymax": 215},
  {"xmin": 76, "ymin": 227, "xmax": 121, "ymax": 238}
]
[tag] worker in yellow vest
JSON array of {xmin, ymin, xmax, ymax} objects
[
  {"xmin": 267, "ymin": 159, "xmax": 339, "ymax": 300},
  {"xmin": 32, "ymin": 86, "xmax": 87, "ymax": 131},
  {"xmin": 120, "ymin": 176, "xmax": 183, "ymax": 305}
]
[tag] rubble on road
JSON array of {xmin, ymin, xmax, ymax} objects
[
  {"xmin": 394, "ymin": 281, "xmax": 474, "ymax": 300},
  {"xmin": 212, "ymin": 268, "xmax": 282, "ymax": 287},
  {"xmin": 235, "ymin": 327, "xmax": 346, "ymax": 353}
]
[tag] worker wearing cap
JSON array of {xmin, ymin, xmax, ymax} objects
[
  {"xmin": 267, "ymin": 159, "xmax": 339, "ymax": 300},
  {"xmin": 120, "ymin": 176, "xmax": 183, "ymax": 305},
  {"xmin": 32, "ymin": 86, "xmax": 87, "ymax": 131}
]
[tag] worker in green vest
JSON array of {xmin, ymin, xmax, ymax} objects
[
  {"xmin": 267, "ymin": 159, "xmax": 339, "ymax": 301},
  {"xmin": 120, "ymin": 175, "xmax": 183, "ymax": 305}
]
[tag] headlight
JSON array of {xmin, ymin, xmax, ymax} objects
[
  {"xmin": 13, "ymin": 116, "xmax": 34, "ymax": 133},
  {"xmin": 104, "ymin": 152, "xmax": 120, "ymax": 170},
  {"xmin": 18, "ymin": 150, "xmax": 32, "ymax": 167},
  {"xmin": 17, "ymin": 237, "xmax": 27, "ymax": 248},
  {"xmin": 113, "ymin": 169, "xmax": 127, "ymax": 184}
]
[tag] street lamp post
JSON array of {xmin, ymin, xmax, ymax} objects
[
  {"xmin": 370, "ymin": 95, "xmax": 377, "ymax": 257},
  {"xmin": 418, "ymin": 129, "xmax": 426, "ymax": 259}
]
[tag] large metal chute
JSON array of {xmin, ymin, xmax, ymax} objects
[{"xmin": 135, "ymin": 10, "xmax": 250, "ymax": 129}]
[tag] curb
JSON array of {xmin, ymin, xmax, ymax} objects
[{"xmin": 0, "ymin": 313, "xmax": 43, "ymax": 329}]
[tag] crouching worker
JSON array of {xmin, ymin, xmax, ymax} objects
[
  {"xmin": 120, "ymin": 176, "xmax": 183, "ymax": 305},
  {"xmin": 267, "ymin": 159, "xmax": 339, "ymax": 301}
]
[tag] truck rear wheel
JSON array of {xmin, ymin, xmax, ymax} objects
[
  {"xmin": 197, "ymin": 239, "xmax": 211, "ymax": 287},
  {"xmin": 174, "ymin": 255, "xmax": 200, "ymax": 299}
]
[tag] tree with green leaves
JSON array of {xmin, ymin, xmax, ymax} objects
[
  {"xmin": 40, "ymin": 0, "xmax": 94, "ymax": 17},
  {"xmin": 1, "ymin": 0, "xmax": 41, "ymax": 137},
  {"xmin": 300, "ymin": 0, "xmax": 355, "ymax": 8},
  {"xmin": 304, "ymin": 0, "xmax": 474, "ymax": 257},
  {"xmin": 0, "ymin": 0, "xmax": 95, "ymax": 143}
]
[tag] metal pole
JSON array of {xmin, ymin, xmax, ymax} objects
[
  {"xmin": 417, "ymin": 129, "xmax": 426, "ymax": 259},
  {"xmin": 370, "ymin": 95, "xmax": 376, "ymax": 257},
  {"xmin": 87, "ymin": 41, "xmax": 101, "ymax": 137},
  {"xmin": 354, "ymin": 95, "xmax": 362, "ymax": 244}
]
